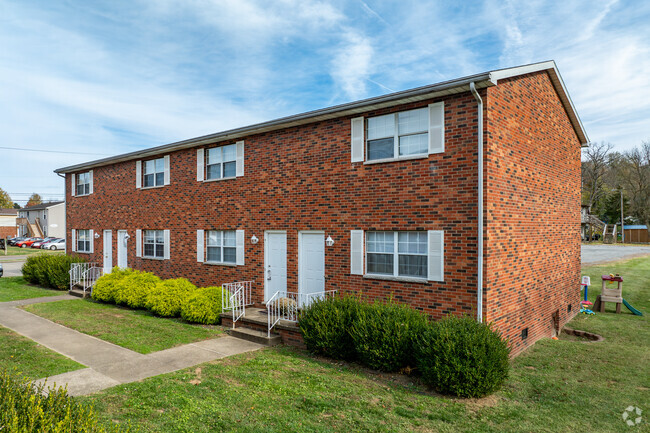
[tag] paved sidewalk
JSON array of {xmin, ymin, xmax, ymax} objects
[{"xmin": 0, "ymin": 296, "xmax": 263, "ymax": 396}]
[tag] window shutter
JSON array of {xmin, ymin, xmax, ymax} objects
[
  {"xmin": 196, "ymin": 229, "xmax": 204, "ymax": 263},
  {"xmin": 71, "ymin": 229, "xmax": 76, "ymax": 252},
  {"xmin": 163, "ymin": 229, "xmax": 171, "ymax": 259},
  {"xmin": 89, "ymin": 170, "xmax": 94, "ymax": 194},
  {"xmin": 427, "ymin": 230, "xmax": 444, "ymax": 281},
  {"xmin": 350, "ymin": 230, "xmax": 364, "ymax": 275},
  {"xmin": 135, "ymin": 161, "xmax": 142, "ymax": 189},
  {"xmin": 351, "ymin": 117, "xmax": 364, "ymax": 162},
  {"xmin": 163, "ymin": 155, "xmax": 170, "ymax": 185},
  {"xmin": 135, "ymin": 229, "xmax": 142, "ymax": 257},
  {"xmin": 236, "ymin": 141, "xmax": 244, "ymax": 177},
  {"xmin": 428, "ymin": 102, "xmax": 444, "ymax": 154},
  {"xmin": 71, "ymin": 174, "xmax": 76, "ymax": 197},
  {"xmin": 89, "ymin": 229, "xmax": 94, "ymax": 254},
  {"xmin": 196, "ymin": 149, "xmax": 204, "ymax": 182},
  {"xmin": 236, "ymin": 229, "xmax": 245, "ymax": 265}
]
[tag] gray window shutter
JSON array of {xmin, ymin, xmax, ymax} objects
[
  {"xmin": 163, "ymin": 229, "xmax": 171, "ymax": 259},
  {"xmin": 236, "ymin": 141, "xmax": 244, "ymax": 177},
  {"xmin": 163, "ymin": 155, "xmax": 170, "ymax": 185},
  {"xmin": 89, "ymin": 170, "xmax": 94, "ymax": 194},
  {"xmin": 428, "ymin": 102, "xmax": 444, "ymax": 154},
  {"xmin": 135, "ymin": 229, "xmax": 142, "ymax": 257},
  {"xmin": 350, "ymin": 230, "xmax": 364, "ymax": 275},
  {"xmin": 136, "ymin": 161, "xmax": 142, "ymax": 189},
  {"xmin": 196, "ymin": 149, "xmax": 204, "ymax": 182},
  {"xmin": 89, "ymin": 229, "xmax": 94, "ymax": 254},
  {"xmin": 197, "ymin": 229, "xmax": 204, "ymax": 263},
  {"xmin": 71, "ymin": 174, "xmax": 76, "ymax": 197},
  {"xmin": 351, "ymin": 117, "xmax": 364, "ymax": 162},
  {"xmin": 236, "ymin": 229, "xmax": 245, "ymax": 265},
  {"xmin": 428, "ymin": 230, "xmax": 444, "ymax": 281},
  {"xmin": 71, "ymin": 229, "xmax": 76, "ymax": 252}
]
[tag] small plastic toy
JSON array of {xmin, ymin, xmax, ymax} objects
[{"xmin": 580, "ymin": 276, "xmax": 595, "ymax": 315}]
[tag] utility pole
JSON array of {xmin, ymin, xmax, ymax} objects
[{"xmin": 620, "ymin": 189, "xmax": 625, "ymax": 243}]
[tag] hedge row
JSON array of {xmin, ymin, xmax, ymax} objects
[
  {"xmin": 92, "ymin": 268, "xmax": 223, "ymax": 325},
  {"xmin": 0, "ymin": 368, "xmax": 130, "ymax": 433},
  {"xmin": 22, "ymin": 254, "xmax": 86, "ymax": 290},
  {"xmin": 299, "ymin": 296, "xmax": 510, "ymax": 398}
]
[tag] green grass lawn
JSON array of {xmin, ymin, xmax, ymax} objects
[
  {"xmin": 0, "ymin": 326, "xmax": 84, "ymax": 379},
  {"xmin": 22, "ymin": 300, "xmax": 224, "ymax": 354},
  {"xmin": 0, "ymin": 276, "xmax": 63, "ymax": 302},
  {"xmin": 81, "ymin": 256, "xmax": 649, "ymax": 432},
  {"xmin": 1, "ymin": 245, "xmax": 64, "ymax": 256}
]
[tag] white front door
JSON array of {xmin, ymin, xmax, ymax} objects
[
  {"xmin": 103, "ymin": 230, "xmax": 112, "ymax": 273},
  {"xmin": 117, "ymin": 230, "xmax": 128, "ymax": 268},
  {"xmin": 299, "ymin": 232, "xmax": 325, "ymax": 304},
  {"xmin": 265, "ymin": 231, "xmax": 287, "ymax": 301}
]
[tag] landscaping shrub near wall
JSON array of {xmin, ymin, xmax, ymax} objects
[
  {"xmin": 145, "ymin": 278, "xmax": 197, "ymax": 317},
  {"xmin": 114, "ymin": 270, "xmax": 161, "ymax": 309},
  {"xmin": 0, "ymin": 368, "xmax": 129, "ymax": 433},
  {"xmin": 92, "ymin": 268, "xmax": 134, "ymax": 303},
  {"xmin": 181, "ymin": 286, "xmax": 224, "ymax": 324},
  {"xmin": 22, "ymin": 254, "xmax": 86, "ymax": 290}
]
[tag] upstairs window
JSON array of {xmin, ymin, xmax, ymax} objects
[
  {"xmin": 206, "ymin": 230, "xmax": 237, "ymax": 263},
  {"xmin": 367, "ymin": 108, "xmax": 428, "ymax": 161},
  {"xmin": 143, "ymin": 230, "xmax": 165, "ymax": 258},
  {"xmin": 206, "ymin": 144, "xmax": 237, "ymax": 180},
  {"xmin": 143, "ymin": 158, "xmax": 165, "ymax": 187},
  {"xmin": 76, "ymin": 172, "xmax": 91, "ymax": 196}
]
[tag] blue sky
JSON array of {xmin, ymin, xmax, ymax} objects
[{"xmin": 1, "ymin": 0, "xmax": 649, "ymax": 205}]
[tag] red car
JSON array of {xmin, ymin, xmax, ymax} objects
[
  {"xmin": 15, "ymin": 237, "xmax": 43, "ymax": 248},
  {"xmin": 31, "ymin": 237, "xmax": 57, "ymax": 248}
]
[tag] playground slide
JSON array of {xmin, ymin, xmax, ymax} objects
[{"xmin": 622, "ymin": 299, "xmax": 644, "ymax": 316}]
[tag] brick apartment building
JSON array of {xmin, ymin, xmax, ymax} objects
[{"xmin": 56, "ymin": 61, "xmax": 587, "ymax": 355}]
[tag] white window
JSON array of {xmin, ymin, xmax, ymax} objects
[
  {"xmin": 366, "ymin": 231, "xmax": 428, "ymax": 278},
  {"xmin": 76, "ymin": 171, "xmax": 92, "ymax": 196},
  {"xmin": 206, "ymin": 230, "xmax": 237, "ymax": 263},
  {"xmin": 76, "ymin": 229, "xmax": 92, "ymax": 253},
  {"xmin": 367, "ymin": 108, "xmax": 429, "ymax": 161},
  {"xmin": 143, "ymin": 158, "xmax": 165, "ymax": 187},
  {"xmin": 206, "ymin": 145, "xmax": 237, "ymax": 180},
  {"xmin": 143, "ymin": 230, "xmax": 165, "ymax": 258}
]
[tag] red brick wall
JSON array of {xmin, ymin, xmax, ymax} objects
[
  {"xmin": 66, "ymin": 92, "xmax": 481, "ymax": 320},
  {"xmin": 0, "ymin": 227, "xmax": 16, "ymax": 238},
  {"xmin": 483, "ymin": 71, "xmax": 582, "ymax": 355}
]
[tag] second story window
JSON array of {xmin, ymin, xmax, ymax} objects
[
  {"xmin": 143, "ymin": 158, "xmax": 165, "ymax": 187},
  {"xmin": 76, "ymin": 172, "xmax": 91, "ymax": 195},
  {"xmin": 206, "ymin": 144, "xmax": 236, "ymax": 180},
  {"xmin": 367, "ymin": 108, "xmax": 428, "ymax": 161}
]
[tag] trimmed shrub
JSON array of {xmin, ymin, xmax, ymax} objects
[
  {"xmin": 146, "ymin": 278, "xmax": 197, "ymax": 317},
  {"xmin": 113, "ymin": 270, "xmax": 162, "ymax": 309},
  {"xmin": 22, "ymin": 254, "xmax": 86, "ymax": 290},
  {"xmin": 0, "ymin": 368, "xmax": 130, "ymax": 432},
  {"xmin": 181, "ymin": 286, "xmax": 223, "ymax": 324},
  {"xmin": 299, "ymin": 295, "xmax": 362, "ymax": 361},
  {"xmin": 92, "ymin": 268, "xmax": 133, "ymax": 303},
  {"xmin": 350, "ymin": 298, "xmax": 428, "ymax": 372},
  {"xmin": 415, "ymin": 315, "xmax": 511, "ymax": 398}
]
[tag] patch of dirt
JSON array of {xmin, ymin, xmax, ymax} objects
[{"xmin": 463, "ymin": 394, "xmax": 501, "ymax": 412}]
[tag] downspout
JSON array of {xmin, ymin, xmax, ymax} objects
[
  {"xmin": 469, "ymin": 82, "xmax": 484, "ymax": 323},
  {"xmin": 56, "ymin": 172, "xmax": 67, "ymax": 254}
]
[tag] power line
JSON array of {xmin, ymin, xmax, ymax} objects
[{"xmin": 0, "ymin": 146, "xmax": 111, "ymax": 156}]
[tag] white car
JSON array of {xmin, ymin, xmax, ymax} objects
[{"xmin": 41, "ymin": 238, "xmax": 66, "ymax": 250}]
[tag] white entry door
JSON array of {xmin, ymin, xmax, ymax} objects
[
  {"xmin": 117, "ymin": 230, "xmax": 128, "ymax": 268},
  {"xmin": 299, "ymin": 232, "xmax": 325, "ymax": 304},
  {"xmin": 103, "ymin": 230, "xmax": 112, "ymax": 273},
  {"xmin": 265, "ymin": 231, "xmax": 287, "ymax": 301}
]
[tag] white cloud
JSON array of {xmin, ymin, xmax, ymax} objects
[{"xmin": 330, "ymin": 32, "xmax": 374, "ymax": 100}]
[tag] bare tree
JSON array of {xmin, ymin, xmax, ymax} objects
[
  {"xmin": 582, "ymin": 141, "xmax": 613, "ymax": 209},
  {"xmin": 616, "ymin": 141, "xmax": 650, "ymax": 232}
]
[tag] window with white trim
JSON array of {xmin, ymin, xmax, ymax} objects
[
  {"xmin": 206, "ymin": 144, "xmax": 236, "ymax": 180},
  {"xmin": 366, "ymin": 231, "xmax": 428, "ymax": 278},
  {"xmin": 143, "ymin": 230, "xmax": 165, "ymax": 258},
  {"xmin": 367, "ymin": 108, "xmax": 428, "ymax": 161},
  {"xmin": 206, "ymin": 230, "xmax": 236, "ymax": 263},
  {"xmin": 76, "ymin": 172, "xmax": 91, "ymax": 196},
  {"xmin": 143, "ymin": 158, "xmax": 165, "ymax": 187},
  {"xmin": 76, "ymin": 229, "xmax": 91, "ymax": 253}
]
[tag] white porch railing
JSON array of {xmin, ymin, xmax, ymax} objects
[
  {"xmin": 266, "ymin": 290, "xmax": 337, "ymax": 337},
  {"xmin": 69, "ymin": 262, "xmax": 97, "ymax": 291},
  {"xmin": 222, "ymin": 281, "xmax": 254, "ymax": 328},
  {"xmin": 82, "ymin": 266, "xmax": 103, "ymax": 296}
]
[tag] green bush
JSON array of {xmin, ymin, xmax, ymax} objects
[
  {"xmin": 92, "ymin": 268, "xmax": 134, "ymax": 303},
  {"xmin": 350, "ymin": 298, "xmax": 428, "ymax": 372},
  {"xmin": 181, "ymin": 286, "xmax": 223, "ymax": 324},
  {"xmin": 113, "ymin": 270, "xmax": 162, "ymax": 309},
  {"xmin": 0, "ymin": 368, "xmax": 130, "ymax": 432},
  {"xmin": 299, "ymin": 295, "xmax": 362, "ymax": 361},
  {"xmin": 146, "ymin": 278, "xmax": 197, "ymax": 317},
  {"xmin": 415, "ymin": 316, "xmax": 511, "ymax": 398},
  {"xmin": 22, "ymin": 254, "xmax": 86, "ymax": 290}
]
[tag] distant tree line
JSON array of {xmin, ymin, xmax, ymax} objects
[
  {"xmin": 582, "ymin": 141, "xmax": 650, "ymax": 229},
  {"xmin": 0, "ymin": 189, "xmax": 44, "ymax": 209}
]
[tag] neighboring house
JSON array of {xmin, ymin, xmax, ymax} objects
[
  {"xmin": 56, "ymin": 60, "xmax": 587, "ymax": 355},
  {"xmin": 622, "ymin": 225, "xmax": 649, "ymax": 243},
  {"xmin": 581, "ymin": 205, "xmax": 606, "ymax": 241},
  {"xmin": 17, "ymin": 202, "xmax": 65, "ymax": 238},
  {"xmin": 0, "ymin": 208, "xmax": 18, "ymax": 238}
]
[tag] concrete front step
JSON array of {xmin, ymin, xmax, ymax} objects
[
  {"xmin": 69, "ymin": 288, "xmax": 90, "ymax": 299},
  {"xmin": 229, "ymin": 327, "xmax": 281, "ymax": 346}
]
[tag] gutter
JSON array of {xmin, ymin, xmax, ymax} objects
[{"xmin": 469, "ymin": 82, "xmax": 484, "ymax": 323}]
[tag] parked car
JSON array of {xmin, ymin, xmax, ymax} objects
[
  {"xmin": 0, "ymin": 239, "xmax": 4, "ymax": 250},
  {"xmin": 41, "ymin": 238, "xmax": 65, "ymax": 250},
  {"xmin": 8, "ymin": 236, "xmax": 28, "ymax": 246},
  {"xmin": 15, "ymin": 237, "xmax": 43, "ymax": 248},
  {"xmin": 0, "ymin": 263, "xmax": 3, "ymax": 277},
  {"xmin": 31, "ymin": 237, "xmax": 57, "ymax": 248}
]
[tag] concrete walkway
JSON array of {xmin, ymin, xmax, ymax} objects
[{"xmin": 0, "ymin": 295, "xmax": 263, "ymax": 396}]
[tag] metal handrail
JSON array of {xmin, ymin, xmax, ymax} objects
[
  {"xmin": 69, "ymin": 262, "xmax": 97, "ymax": 290},
  {"xmin": 222, "ymin": 281, "xmax": 254, "ymax": 328},
  {"xmin": 265, "ymin": 290, "xmax": 337, "ymax": 337},
  {"xmin": 82, "ymin": 266, "xmax": 103, "ymax": 295}
]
